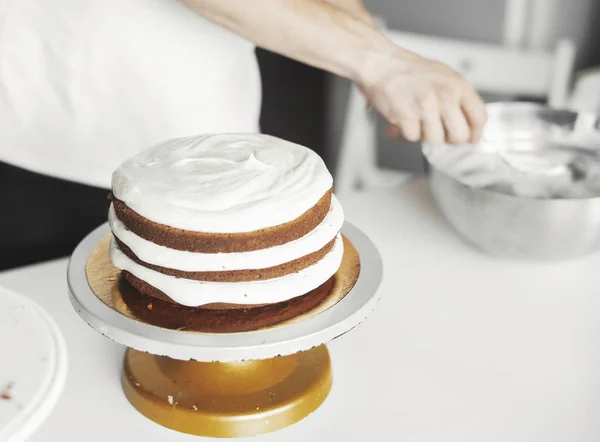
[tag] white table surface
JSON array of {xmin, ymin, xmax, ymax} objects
[{"xmin": 3, "ymin": 177, "xmax": 600, "ymax": 442}]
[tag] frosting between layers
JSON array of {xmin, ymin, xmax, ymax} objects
[
  {"xmin": 109, "ymin": 234, "xmax": 344, "ymax": 307},
  {"xmin": 111, "ymin": 134, "xmax": 333, "ymax": 233},
  {"xmin": 108, "ymin": 196, "xmax": 344, "ymax": 271}
]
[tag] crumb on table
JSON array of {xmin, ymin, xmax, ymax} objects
[{"xmin": 1, "ymin": 382, "xmax": 14, "ymax": 400}]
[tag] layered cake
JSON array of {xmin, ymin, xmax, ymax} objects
[{"xmin": 107, "ymin": 134, "xmax": 345, "ymax": 331}]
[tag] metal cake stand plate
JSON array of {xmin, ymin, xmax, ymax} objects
[{"xmin": 67, "ymin": 222, "xmax": 382, "ymax": 438}]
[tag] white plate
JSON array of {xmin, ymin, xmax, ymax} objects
[
  {"xmin": 0, "ymin": 286, "xmax": 68, "ymax": 442},
  {"xmin": 68, "ymin": 222, "xmax": 383, "ymax": 362}
]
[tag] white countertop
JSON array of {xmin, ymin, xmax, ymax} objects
[{"xmin": 3, "ymin": 178, "xmax": 600, "ymax": 442}]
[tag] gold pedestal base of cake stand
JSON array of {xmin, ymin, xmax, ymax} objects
[{"xmin": 121, "ymin": 345, "xmax": 332, "ymax": 438}]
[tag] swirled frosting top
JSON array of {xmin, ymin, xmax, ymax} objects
[{"xmin": 111, "ymin": 134, "xmax": 333, "ymax": 232}]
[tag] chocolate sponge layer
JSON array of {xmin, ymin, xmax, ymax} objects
[{"xmin": 119, "ymin": 273, "xmax": 335, "ymax": 333}]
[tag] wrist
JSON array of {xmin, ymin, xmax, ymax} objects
[{"xmin": 353, "ymin": 39, "xmax": 414, "ymax": 87}]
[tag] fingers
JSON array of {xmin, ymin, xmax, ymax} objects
[
  {"xmin": 388, "ymin": 109, "xmax": 482, "ymax": 145},
  {"xmin": 461, "ymin": 91, "xmax": 488, "ymax": 143},
  {"xmin": 441, "ymin": 107, "xmax": 470, "ymax": 144},
  {"xmin": 387, "ymin": 95, "xmax": 444, "ymax": 144},
  {"xmin": 386, "ymin": 119, "xmax": 445, "ymax": 144},
  {"xmin": 385, "ymin": 101, "xmax": 420, "ymax": 142},
  {"xmin": 387, "ymin": 89, "xmax": 484, "ymax": 145},
  {"xmin": 396, "ymin": 117, "xmax": 420, "ymax": 142},
  {"xmin": 366, "ymin": 70, "xmax": 487, "ymax": 144},
  {"xmin": 435, "ymin": 83, "xmax": 469, "ymax": 144},
  {"xmin": 415, "ymin": 93, "xmax": 444, "ymax": 144},
  {"xmin": 421, "ymin": 117, "xmax": 445, "ymax": 144}
]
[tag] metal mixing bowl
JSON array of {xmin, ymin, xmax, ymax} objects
[{"xmin": 423, "ymin": 102, "xmax": 600, "ymax": 260}]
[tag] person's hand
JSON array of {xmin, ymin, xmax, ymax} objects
[{"xmin": 359, "ymin": 49, "xmax": 487, "ymax": 145}]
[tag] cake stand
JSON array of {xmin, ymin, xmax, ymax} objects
[{"xmin": 67, "ymin": 222, "xmax": 382, "ymax": 438}]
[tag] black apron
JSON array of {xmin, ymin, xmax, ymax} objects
[{"xmin": 0, "ymin": 161, "xmax": 109, "ymax": 270}]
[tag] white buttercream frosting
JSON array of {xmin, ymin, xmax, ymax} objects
[
  {"xmin": 109, "ymin": 196, "xmax": 344, "ymax": 271},
  {"xmin": 111, "ymin": 134, "xmax": 333, "ymax": 233},
  {"xmin": 109, "ymin": 234, "xmax": 344, "ymax": 307}
]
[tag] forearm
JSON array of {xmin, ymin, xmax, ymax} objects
[
  {"xmin": 181, "ymin": 0, "xmax": 487, "ymax": 144},
  {"xmin": 323, "ymin": 0, "xmax": 377, "ymax": 27},
  {"xmin": 181, "ymin": 0, "xmax": 395, "ymax": 84}
]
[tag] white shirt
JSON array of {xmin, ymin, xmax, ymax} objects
[{"xmin": 0, "ymin": 0, "xmax": 262, "ymax": 188}]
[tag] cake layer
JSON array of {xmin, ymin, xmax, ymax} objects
[
  {"xmin": 109, "ymin": 234, "xmax": 344, "ymax": 307},
  {"xmin": 110, "ymin": 189, "xmax": 331, "ymax": 253},
  {"xmin": 122, "ymin": 273, "xmax": 268, "ymax": 308},
  {"xmin": 108, "ymin": 196, "xmax": 344, "ymax": 271},
  {"xmin": 111, "ymin": 134, "xmax": 333, "ymax": 233},
  {"xmin": 118, "ymin": 276, "xmax": 335, "ymax": 333},
  {"xmin": 115, "ymin": 237, "xmax": 335, "ymax": 282}
]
